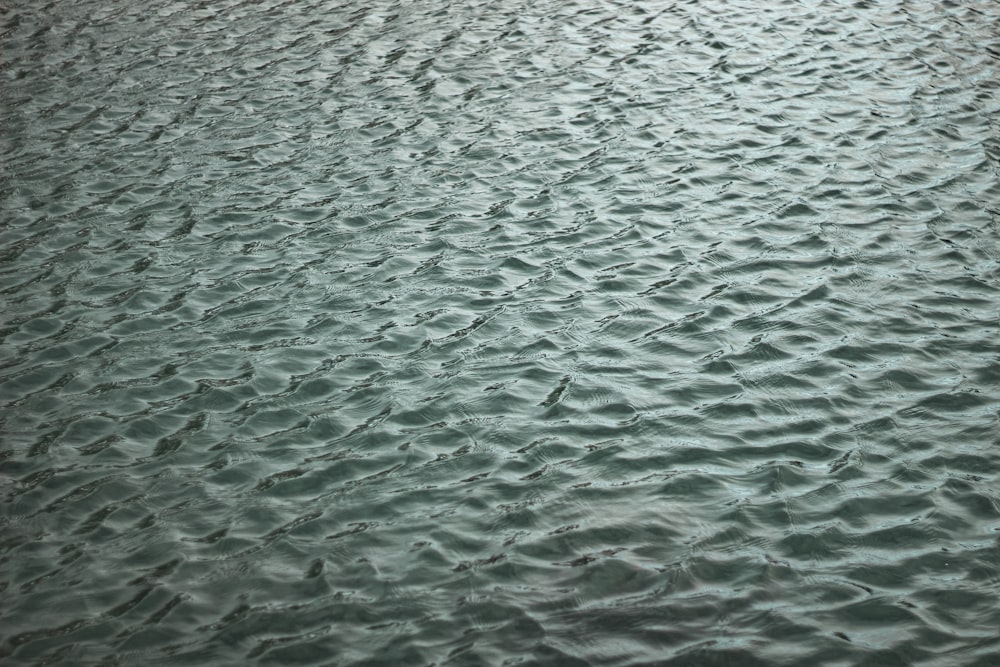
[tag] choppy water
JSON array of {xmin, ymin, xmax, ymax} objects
[{"xmin": 2, "ymin": 0, "xmax": 1000, "ymax": 664}]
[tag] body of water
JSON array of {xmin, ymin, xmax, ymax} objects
[{"xmin": 2, "ymin": 0, "xmax": 1000, "ymax": 664}]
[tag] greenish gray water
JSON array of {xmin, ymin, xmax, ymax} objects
[{"xmin": 2, "ymin": 0, "xmax": 1000, "ymax": 664}]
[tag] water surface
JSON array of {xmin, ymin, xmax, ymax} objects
[{"xmin": 2, "ymin": 0, "xmax": 1000, "ymax": 664}]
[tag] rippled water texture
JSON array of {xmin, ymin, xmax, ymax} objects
[{"xmin": 3, "ymin": 0, "xmax": 1000, "ymax": 664}]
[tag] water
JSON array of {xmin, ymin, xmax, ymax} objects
[{"xmin": 2, "ymin": 0, "xmax": 999, "ymax": 664}]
